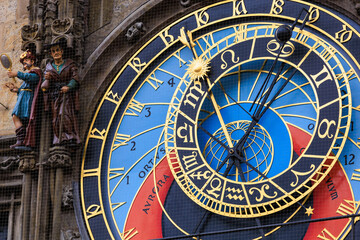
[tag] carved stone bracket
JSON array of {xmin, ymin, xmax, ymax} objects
[
  {"xmin": 0, "ymin": 157, "xmax": 20, "ymax": 171},
  {"xmin": 50, "ymin": 17, "xmax": 84, "ymax": 62},
  {"xmin": 18, "ymin": 152, "xmax": 38, "ymax": 173},
  {"xmin": 62, "ymin": 185, "xmax": 74, "ymax": 210},
  {"xmin": 60, "ymin": 229, "xmax": 81, "ymax": 240},
  {"xmin": 21, "ymin": 24, "xmax": 43, "ymax": 55},
  {"xmin": 355, "ymin": 3, "xmax": 360, "ymax": 15},
  {"xmin": 125, "ymin": 22, "xmax": 146, "ymax": 43},
  {"xmin": 43, "ymin": 146, "xmax": 72, "ymax": 169},
  {"xmin": 180, "ymin": 0, "xmax": 192, "ymax": 7}
]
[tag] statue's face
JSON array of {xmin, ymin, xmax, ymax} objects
[
  {"xmin": 50, "ymin": 45, "xmax": 63, "ymax": 61},
  {"xmin": 22, "ymin": 58, "xmax": 34, "ymax": 70}
]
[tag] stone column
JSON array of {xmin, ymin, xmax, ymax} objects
[
  {"xmin": 18, "ymin": 152, "xmax": 38, "ymax": 240},
  {"xmin": 43, "ymin": 146, "xmax": 72, "ymax": 240}
]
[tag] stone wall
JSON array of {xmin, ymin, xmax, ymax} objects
[
  {"xmin": 83, "ymin": 0, "xmax": 148, "ymax": 60},
  {"xmin": 0, "ymin": 0, "xmax": 29, "ymax": 136}
]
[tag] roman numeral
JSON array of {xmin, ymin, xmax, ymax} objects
[
  {"xmin": 125, "ymin": 100, "xmax": 144, "ymax": 116},
  {"xmin": 351, "ymin": 169, "xmax": 360, "ymax": 181},
  {"xmin": 112, "ymin": 133, "xmax": 131, "ymax": 151},
  {"xmin": 317, "ymin": 228, "xmax": 336, "ymax": 240},
  {"xmin": 172, "ymin": 50, "xmax": 187, "ymax": 68},
  {"xmin": 146, "ymin": 73, "xmax": 164, "ymax": 90},
  {"xmin": 121, "ymin": 228, "xmax": 139, "ymax": 240},
  {"xmin": 83, "ymin": 168, "xmax": 100, "ymax": 178},
  {"xmin": 336, "ymin": 199, "xmax": 359, "ymax": 216},
  {"xmin": 319, "ymin": 45, "xmax": 336, "ymax": 62},
  {"xmin": 295, "ymin": 32, "xmax": 309, "ymax": 43}
]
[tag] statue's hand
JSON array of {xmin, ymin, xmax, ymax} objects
[
  {"xmin": 5, "ymin": 83, "xmax": 17, "ymax": 92},
  {"xmin": 44, "ymin": 72, "xmax": 52, "ymax": 80},
  {"xmin": 61, "ymin": 86, "xmax": 69, "ymax": 93},
  {"xmin": 7, "ymin": 71, "xmax": 17, "ymax": 78}
]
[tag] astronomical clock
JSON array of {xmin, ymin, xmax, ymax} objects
[{"xmin": 80, "ymin": 0, "xmax": 360, "ymax": 239}]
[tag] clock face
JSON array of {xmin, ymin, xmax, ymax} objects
[{"xmin": 80, "ymin": 0, "xmax": 360, "ymax": 239}]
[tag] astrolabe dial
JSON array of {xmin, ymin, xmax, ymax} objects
[
  {"xmin": 202, "ymin": 120, "xmax": 274, "ymax": 182},
  {"xmin": 80, "ymin": 1, "xmax": 360, "ymax": 239},
  {"xmin": 164, "ymin": 22, "xmax": 351, "ymax": 218}
]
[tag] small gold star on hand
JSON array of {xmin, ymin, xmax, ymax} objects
[{"xmin": 305, "ymin": 206, "xmax": 314, "ymax": 216}]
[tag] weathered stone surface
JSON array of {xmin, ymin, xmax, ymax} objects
[{"xmin": 0, "ymin": 0, "xmax": 29, "ymax": 136}]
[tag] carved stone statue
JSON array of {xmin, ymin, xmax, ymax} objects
[
  {"xmin": 42, "ymin": 40, "xmax": 81, "ymax": 146},
  {"xmin": 6, "ymin": 50, "xmax": 42, "ymax": 149}
]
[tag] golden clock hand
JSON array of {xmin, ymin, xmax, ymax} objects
[
  {"xmin": 250, "ymin": 43, "xmax": 287, "ymax": 113},
  {"xmin": 178, "ymin": 27, "xmax": 197, "ymax": 58},
  {"xmin": 197, "ymin": 124, "xmax": 230, "ymax": 150},
  {"xmin": 179, "ymin": 27, "xmax": 235, "ymax": 149},
  {"xmin": 233, "ymin": 151, "xmax": 308, "ymax": 212},
  {"xmin": 210, "ymin": 81, "xmax": 252, "ymax": 118},
  {"xmin": 206, "ymin": 78, "xmax": 234, "ymax": 148},
  {"xmin": 232, "ymin": 10, "xmax": 310, "ymax": 161},
  {"xmin": 253, "ymin": 62, "xmax": 286, "ymax": 121},
  {"xmin": 251, "ymin": 8, "xmax": 311, "ymax": 114}
]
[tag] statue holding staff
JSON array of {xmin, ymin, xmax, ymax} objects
[{"xmin": 42, "ymin": 40, "xmax": 81, "ymax": 146}]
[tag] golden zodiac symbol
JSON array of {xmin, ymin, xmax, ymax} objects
[
  {"xmin": 206, "ymin": 178, "xmax": 222, "ymax": 198},
  {"xmin": 189, "ymin": 170, "xmax": 211, "ymax": 180},
  {"xmin": 290, "ymin": 164, "xmax": 316, "ymax": 187},
  {"xmin": 249, "ymin": 184, "xmax": 278, "ymax": 202},
  {"xmin": 182, "ymin": 151, "xmax": 198, "ymax": 170},
  {"xmin": 267, "ymin": 39, "xmax": 295, "ymax": 57},
  {"xmin": 318, "ymin": 119, "xmax": 337, "ymax": 139},
  {"xmin": 177, "ymin": 123, "xmax": 194, "ymax": 143},
  {"xmin": 221, "ymin": 50, "xmax": 240, "ymax": 69}
]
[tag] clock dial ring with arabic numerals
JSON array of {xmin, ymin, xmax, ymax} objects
[{"xmin": 80, "ymin": 1, "xmax": 360, "ymax": 239}]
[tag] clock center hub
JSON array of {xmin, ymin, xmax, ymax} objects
[{"xmin": 202, "ymin": 120, "xmax": 274, "ymax": 181}]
